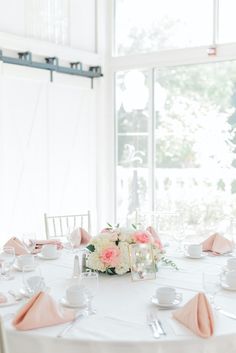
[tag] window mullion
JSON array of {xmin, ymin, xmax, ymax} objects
[
  {"xmin": 213, "ymin": 0, "xmax": 219, "ymax": 45},
  {"xmin": 148, "ymin": 68, "xmax": 155, "ymax": 213}
]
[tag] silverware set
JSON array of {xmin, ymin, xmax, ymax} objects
[
  {"xmin": 57, "ymin": 311, "xmax": 88, "ymax": 338},
  {"xmin": 147, "ymin": 311, "xmax": 166, "ymax": 339}
]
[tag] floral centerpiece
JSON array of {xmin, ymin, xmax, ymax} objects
[{"xmin": 86, "ymin": 224, "xmax": 176, "ymax": 275}]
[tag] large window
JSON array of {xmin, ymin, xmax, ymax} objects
[
  {"xmin": 116, "ymin": 61, "xmax": 236, "ymax": 236},
  {"xmin": 219, "ymin": 0, "xmax": 236, "ymax": 44},
  {"xmin": 116, "ymin": 70, "xmax": 151, "ymax": 223},
  {"xmin": 115, "ymin": 0, "xmax": 213, "ymax": 56}
]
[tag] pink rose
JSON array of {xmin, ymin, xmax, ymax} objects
[
  {"xmin": 133, "ymin": 231, "xmax": 151, "ymax": 244},
  {"xmin": 100, "ymin": 247, "xmax": 120, "ymax": 267}
]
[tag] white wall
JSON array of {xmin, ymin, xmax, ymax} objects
[
  {"xmin": 0, "ymin": 0, "xmax": 96, "ymax": 52},
  {"xmin": 70, "ymin": 0, "xmax": 96, "ymax": 52}
]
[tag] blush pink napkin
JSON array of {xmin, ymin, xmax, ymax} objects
[
  {"xmin": 202, "ymin": 233, "xmax": 233, "ymax": 255},
  {"xmin": 4, "ymin": 237, "xmax": 29, "ymax": 256},
  {"xmin": 146, "ymin": 226, "xmax": 163, "ymax": 250},
  {"xmin": 70, "ymin": 227, "xmax": 91, "ymax": 247},
  {"xmin": 12, "ymin": 291, "xmax": 74, "ymax": 330},
  {"xmin": 173, "ymin": 292, "xmax": 214, "ymax": 338},
  {"xmin": 31, "ymin": 239, "xmax": 63, "ymax": 254}
]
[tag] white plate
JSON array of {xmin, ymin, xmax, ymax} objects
[
  {"xmin": 184, "ymin": 253, "xmax": 207, "ymax": 259},
  {"xmin": 37, "ymin": 252, "xmax": 61, "ymax": 260},
  {"xmin": 0, "ymin": 295, "xmax": 18, "ymax": 307},
  {"xmin": 221, "ymin": 281, "xmax": 236, "ymax": 291},
  {"xmin": 60, "ymin": 297, "xmax": 87, "ymax": 309},
  {"xmin": 13, "ymin": 263, "xmax": 37, "ymax": 272},
  {"xmin": 151, "ymin": 295, "xmax": 182, "ymax": 308}
]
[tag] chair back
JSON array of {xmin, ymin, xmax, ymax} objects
[
  {"xmin": 44, "ymin": 211, "xmax": 91, "ymax": 239},
  {"xmin": 0, "ymin": 316, "xmax": 9, "ymax": 353}
]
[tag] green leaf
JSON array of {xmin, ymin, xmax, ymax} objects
[
  {"xmin": 86, "ymin": 244, "xmax": 95, "ymax": 252},
  {"xmin": 107, "ymin": 222, "xmax": 113, "ymax": 228},
  {"xmin": 106, "ymin": 268, "xmax": 117, "ymax": 275},
  {"xmin": 161, "ymin": 256, "xmax": 179, "ymax": 270},
  {"xmin": 131, "ymin": 223, "xmax": 137, "ymax": 229}
]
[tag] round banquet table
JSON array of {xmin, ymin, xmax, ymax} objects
[{"xmin": 1, "ymin": 248, "xmax": 236, "ymax": 353}]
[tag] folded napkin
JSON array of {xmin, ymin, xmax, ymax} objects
[
  {"xmin": 0, "ymin": 293, "xmax": 7, "ymax": 304},
  {"xmin": 31, "ymin": 239, "xmax": 63, "ymax": 254},
  {"xmin": 146, "ymin": 226, "xmax": 163, "ymax": 250},
  {"xmin": 202, "ymin": 233, "xmax": 233, "ymax": 255},
  {"xmin": 4, "ymin": 237, "xmax": 29, "ymax": 256},
  {"xmin": 70, "ymin": 227, "xmax": 91, "ymax": 247},
  {"xmin": 173, "ymin": 292, "xmax": 214, "ymax": 338},
  {"xmin": 12, "ymin": 291, "xmax": 74, "ymax": 330}
]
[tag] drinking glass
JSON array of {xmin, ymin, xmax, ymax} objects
[
  {"xmin": 66, "ymin": 226, "xmax": 78, "ymax": 252},
  {"xmin": 80, "ymin": 271, "xmax": 98, "ymax": 314},
  {"xmin": 22, "ymin": 232, "xmax": 36, "ymax": 251},
  {"xmin": 22, "ymin": 266, "xmax": 45, "ymax": 296},
  {"xmin": 202, "ymin": 270, "xmax": 220, "ymax": 306},
  {"xmin": 0, "ymin": 247, "xmax": 15, "ymax": 280},
  {"xmin": 172, "ymin": 214, "xmax": 186, "ymax": 252}
]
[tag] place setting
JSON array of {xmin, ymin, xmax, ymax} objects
[
  {"xmin": 37, "ymin": 244, "xmax": 61, "ymax": 260},
  {"xmin": 220, "ymin": 258, "xmax": 236, "ymax": 291},
  {"xmin": 13, "ymin": 254, "xmax": 37, "ymax": 272},
  {"xmin": 60, "ymin": 271, "xmax": 98, "ymax": 313},
  {"xmin": 151, "ymin": 286, "xmax": 183, "ymax": 309},
  {"xmin": 183, "ymin": 243, "xmax": 207, "ymax": 259}
]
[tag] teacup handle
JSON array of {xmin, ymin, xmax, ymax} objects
[{"xmin": 176, "ymin": 293, "xmax": 183, "ymax": 300}]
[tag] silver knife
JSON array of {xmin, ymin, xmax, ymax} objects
[
  {"xmin": 153, "ymin": 318, "xmax": 166, "ymax": 335},
  {"xmin": 57, "ymin": 312, "xmax": 87, "ymax": 338},
  {"xmin": 217, "ymin": 309, "xmax": 236, "ymax": 320}
]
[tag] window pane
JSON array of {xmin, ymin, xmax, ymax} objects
[
  {"xmin": 219, "ymin": 0, "xmax": 236, "ymax": 44},
  {"xmin": 115, "ymin": 0, "xmax": 213, "ymax": 56},
  {"xmin": 155, "ymin": 62, "xmax": 236, "ymax": 239},
  {"xmin": 116, "ymin": 70, "xmax": 150, "ymax": 225}
]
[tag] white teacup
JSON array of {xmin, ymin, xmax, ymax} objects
[
  {"xmin": 185, "ymin": 244, "xmax": 202, "ymax": 258},
  {"xmin": 156, "ymin": 286, "xmax": 179, "ymax": 305},
  {"xmin": 66, "ymin": 284, "xmax": 87, "ymax": 306},
  {"xmin": 17, "ymin": 254, "xmax": 35, "ymax": 269},
  {"xmin": 41, "ymin": 244, "xmax": 57, "ymax": 258},
  {"xmin": 226, "ymin": 257, "xmax": 236, "ymax": 271},
  {"xmin": 221, "ymin": 270, "xmax": 236, "ymax": 288}
]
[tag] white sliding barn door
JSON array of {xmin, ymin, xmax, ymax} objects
[{"xmin": 0, "ymin": 66, "xmax": 96, "ymax": 243}]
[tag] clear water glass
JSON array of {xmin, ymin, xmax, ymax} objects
[
  {"xmin": 202, "ymin": 271, "xmax": 220, "ymax": 306},
  {"xmin": 0, "ymin": 247, "xmax": 15, "ymax": 280},
  {"xmin": 23, "ymin": 266, "xmax": 45, "ymax": 296},
  {"xmin": 66, "ymin": 226, "xmax": 78, "ymax": 252},
  {"xmin": 80, "ymin": 271, "xmax": 98, "ymax": 313}
]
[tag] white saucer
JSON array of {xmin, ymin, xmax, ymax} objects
[
  {"xmin": 184, "ymin": 253, "xmax": 207, "ymax": 259},
  {"xmin": 37, "ymin": 252, "xmax": 60, "ymax": 260},
  {"xmin": 13, "ymin": 263, "xmax": 37, "ymax": 272},
  {"xmin": 151, "ymin": 295, "xmax": 182, "ymax": 308},
  {"xmin": 60, "ymin": 297, "xmax": 87, "ymax": 309},
  {"xmin": 221, "ymin": 281, "xmax": 236, "ymax": 291},
  {"xmin": 0, "ymin": 295, "xmax": 18, "ymax": 307}
]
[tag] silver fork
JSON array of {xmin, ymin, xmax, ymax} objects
[
  {"xmin": 151, "ymin": 313, "xmax": 166, "ymax": 336},
  {"xmin": 147, "ymin": 312, "xmax": 160, "ymax": 339},
  {"xmin": 57, "ymin": 311, "xmax": 88, "ymax": 338}
]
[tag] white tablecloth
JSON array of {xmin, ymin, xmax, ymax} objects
[{"xmin": 1, "ymin": 249, "xmax": 236, "ymax": 353}]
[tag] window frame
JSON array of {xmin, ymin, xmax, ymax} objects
[{"xmin": 110, "ymin": 0, "xmax": 236, "ymax": 223}]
